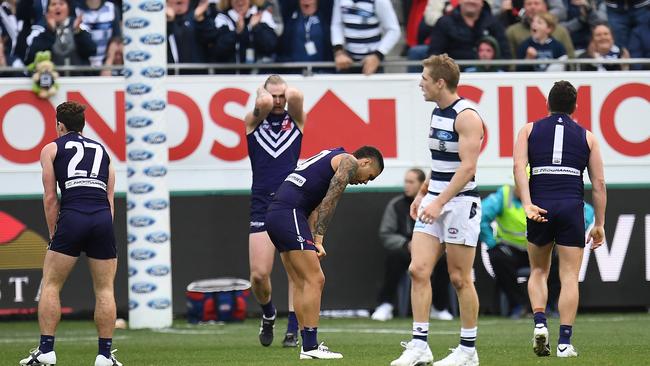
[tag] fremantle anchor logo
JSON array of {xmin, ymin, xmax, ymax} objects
[
  {"xmin": 143, "ymin": 166, "xmax": 168, "ymax": 177},
  {"xmin": 128, "ymin": 150, "xmax": 154, "ymax": 161},
  {"xmin": 146, "ymin": 265, "xmax": 171, "ymax": 276},
  {"xmin": 129, "ymin": 182, "xmax": 155, "ymax": 194},
  {"xmin": 126, "ymin": 83, "xmax": 151, "ymax": 95},
  {"xmin": 129, "ymin": 216, "xmax": 156, "ymax": 227},
  {"xmin": 141, "ymin": 100, "xmax": 166, "ymax": 112},
  {"xmin": 139, "ymin": 0, "xmax": 164, "ymax": 12},
  {"xmin": 125, "ymin": 50, "xmax": 151, "ymax": 62},
  {"xmin": 130, "ymin": 248, "xmax": 156, "ymax": 260},
  {"xmin": 144, "ymin": 199, "xmax": 168, "ymax": 210},
  {"xmin": 124, "ymin": 17, "xmax": 150, "ymax": 29},
  {"xmin": 147, "ymin": 298, "xmax": 171, "ymax": 310},
  {"xmin": 145, "ymin": 231, "xmax": 170, "ymax": 244},
  {"xmin": 140, "ymin": 33, "xmax": 165, "ymax": 45},
  {"xmin": 141, "ymin": 66, "xmax": 165, "ymax": 78},
  {"xmin": 131, "ymin": 282, "xmax": 157, "ymax": 294}
]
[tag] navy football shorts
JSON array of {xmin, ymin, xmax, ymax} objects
[
  {"xmin": 249, "ymin": 193, "xmax": 273, "ymax": 233},
  {"xmin": 49, "ymin": 209, "xmax": 117, "ymax": 259},
  {"xmin": 527, "ymin": 199, "xmax": 585, "ymax": 248},
  {"xmin": 265, "ymin": 207, "xmax": 317, "ymax": 253}
]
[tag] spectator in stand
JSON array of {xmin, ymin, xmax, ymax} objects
[
  {"xmin": 516, "ymin": 12, "xmax": 567, "ymax": 71},
  {"xmin": 212, "ymin": 0, "xmax": 278, "ymax": 70},
  {"xmin": 604, "ymin": 0, "xmax": 649, "ymax": 50},
  {"xmin": 577, "ymin": 22, "xmax": 630, "ymax": 71},
  {"xmin": 0, "ymin": 0, "xmax": 23, "ymax": 67},
  {"xmin": 167, "ymin": 0, "xmax": 215, "ymax": 72},
  {"xmin": 330, "ymin": 0, "xmax": 401, "ymax": 75},
  {"xmin": 77, "ymin": 0, "xmax": 121, "ymax": 68},
  {"xmin": 560, "ymin": 0, "xmax": 606, "ymax": 52},
  {"xmin": 426, "ymin": 0, "xmax": 511, "ymax": 70},
  {"xmin": 16, "ymin": 0, "xmax": 47, "ymax": 62},
  {"xmin": 277, "ymin": 0, "xmax": 332, "ymax": 72},
  {"xmin": 465, "ymin": 35, "xmax": 505, "ymax": 72},
  {"xmin": 100, "ymin": 36, "xmax": 122, "ymax": 76},
  {"xmin": 26, "ymin": 0, "xmax": 96, "ymax": 66},
  {"xmin": 628, "ymin": 21, "xmax": 650, "ymax": 70},
  {"xmin": 492, "ymin": 0, "xmax": 566, "ymax": 27},
  {"xmin": 506, "ymin": 0, "xmax": 574, "ymax": 59}
]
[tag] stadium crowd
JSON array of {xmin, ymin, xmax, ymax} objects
[{"xmin": 0, "ymin": 0, "xmax": 647, "ymax": 75}]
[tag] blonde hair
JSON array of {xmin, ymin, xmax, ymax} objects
[
  {"xmin": 421, "ymin": 54, "xmax": 460, "ymax": 92},
  {"xmin": 534, "ymin": 12, "xmax": 557, "ymax": 32},
  {"xmin": 264, "ymin": 74, "xmax": 286, "ymax": 89},
  {"xmin": 219, "ymin": 0, "xmax": 266, "ymax": 11}
]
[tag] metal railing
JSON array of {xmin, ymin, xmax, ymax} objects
[{"xmin": 3, "ymin": 58, "xmax": 649, "ymax": 76}]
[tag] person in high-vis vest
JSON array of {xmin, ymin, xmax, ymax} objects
[{"xmin": 479, "ymin": 184, "xmax": 594, "ymax": 318}]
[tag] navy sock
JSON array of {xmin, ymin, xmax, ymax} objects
[
  {"xmin": 98, "ymin": 338, "xmax": 112, "ymax": 358},
  {"xmin": 303, "ymin": 327, "xmax": 318, "ymax": 351},
  {"xmin": 39, "ymin": 335, "xmax": 55, "ymax": 353},
  {"xmin": 261, "ymin": 301, "xmax": 276, "ymax": 319},
  {"xmin": 300, "ymin": 329, "xmax": 305, "ymax": 341},
  {"xmin": 533, "ymin": 311, "xmax": 547, "ymax": 327},
  {"xmin": 558, "ymin": 325, "xmax": 573, "ymax": 345},
  {"xmin": 287, "ymin": 311, "xmax": 298, "ymax": 334}
]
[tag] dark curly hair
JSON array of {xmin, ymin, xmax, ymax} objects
[{"xmin": 56, "ymin": 101, "xmax": 86, "ymax": 132}]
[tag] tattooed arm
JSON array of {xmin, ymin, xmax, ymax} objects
[
  {"xmin": 244, "ymin": 86, "xmax": 273, "ymax": 134},
  {"xmin": 313, "ymin": 154, "xmax": 358, "ymax": 258}
]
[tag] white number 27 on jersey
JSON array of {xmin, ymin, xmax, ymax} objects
[{"xmin": 65, "ymin": 141, "xmax": 104, "ymax": 178}]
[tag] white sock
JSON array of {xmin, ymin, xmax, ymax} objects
[{"xmin": 459, "ymin": 326, "xmax": 477, "ymax": 352}]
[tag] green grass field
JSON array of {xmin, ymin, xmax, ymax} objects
[{"xmin": 1, "ymin": 314, "xmax": 649, "ymax": 365}]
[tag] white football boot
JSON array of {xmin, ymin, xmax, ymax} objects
[
  {"xmin": 429, "ymin": 307, "xmax": 453, "ymax": 321},
  {"xmin": 94, "ymin": 349, "xmax": 123, "ymax": 366},
  {"xmin": 556, "ymin": 344, "xmax": 578, "ymax": 358},
  {"xmin": 433, "ymin": 347, "xmax": 479, "ymax": 366},
  {"xmin": 371, "ymin": 303, "xmax": 394, "ymax": 321},
  {"xmin": 532, "ymin": 324, "xmax": 551, "ymax": 357},
  {"xmin": 390, "ymin": 340, "xmax": 434, "ymax": 366},
  {"xmin": 19, "ymin": 349, "xmax": 56, "ymax": 365},
  {"xmin": 300, "ymin": 342, "xmax": 343, "ymax": 359}
]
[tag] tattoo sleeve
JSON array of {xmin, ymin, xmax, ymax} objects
[{"xmin": 315, "ymin": 156, "xmax": 358, "ymax": 237}]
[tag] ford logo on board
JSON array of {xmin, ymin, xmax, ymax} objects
[
  {"xmin": 126, "ymin": 83, "xmax": 151, "ymax": 95},
  {"xmin": 131, "ymin": 282, "xmax": 157, "ymax": 294},
  {"xmin": 147, "ymin": 298, "xmax": 171, "ymax": 310},
  {"xmin": 126, "ymin": 116, "xmax": 153, "ymax": 128},
  {"xmin": 127, "ymin": 233, "xmax": 137, "ymax": 244},
  {"xmin": 129, "ymin": 182, "xmax": 155, "ymax": 194},
  {"xmin": 139, "ymin": 0, "xmax": 164, "ymax": 12},
  {"xmin": 124, "ymin": 17, "xmax": 150, "ymax": 29},
  {"xmin": 128, "ymin": 267, "xmax": 138, "ymax": 277},
  {"xmin": 130, "ymin": 248, "xmax": 156, "ymax": 260},
  {"xmin": 146, "ymin": 265, "xmax": 171, "ymax": 277},
  {"xmin": 125, "ymin": 50, "xmax": 151, "ymax": 62},
  {"xmin": 141, "ymin": 100, "xmax": 166, "ymax": 112},
  {"xmin": 144, "ymin": 199, "xmax": 168, "ymax": 210},
  {"xmin": 142, "ymin": 132, "xmax": 167, "ymax": 144},
  {"xmin": 128, "ymin": 150, "xmax": 154, "ymax": 161},
  {"xmin": 141, "ymin": 66, "xmax": 165, "ymax": 78},
  {"xmin": 140, "ymin": 33, "xmax": 165, "ymax": 45},
  {"xmin": 129, "ymin": 300, "xmax": 138, "ymax": 310},
  {"xmin": 129, "ymin": 216, "xmax": 156, "ymax": 227},
  {"xmin": 145, "ymin": 231, "xmax": 170, "ymax": 244},
  {"xmin": 143, "ymin": 166, "xmax": 167, "ymax": 177}
]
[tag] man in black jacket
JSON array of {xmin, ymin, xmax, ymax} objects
[
  {"xmin": 426, "ymin": 0, "xmax": 511, "ymax": 68},
  {"xmin": 371, "ymin": 169, "xmax": 453, "ymax": 321}
]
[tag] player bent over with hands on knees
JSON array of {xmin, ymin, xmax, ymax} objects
[
  {"xmin": 265, "ymin": 146, "xmax": 384, "ymax": 360},
  {"xmin": 513, "ymin": 80, "xmax": 607, "ymax": 358}
]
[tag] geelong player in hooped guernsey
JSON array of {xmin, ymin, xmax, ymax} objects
[
  {"xmin": 266, "ymin": 146, "xmax": 384, "ymax": 360},
  {"xmin": 20, "ymin": 102, "xmax": 122, "ymax": 366},
  {"xmin": 392, "ymin": 54, "xmax": 484, "ymax": 366},
  {"xmin": 245, "ymin": 75, "xmax": 305, "ymax": 348},
  {"xmin": 514, "ymin": 81, "xmax": 606, "ymax": 359}
]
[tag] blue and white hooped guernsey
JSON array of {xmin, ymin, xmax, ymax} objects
[{"xmin": 427, "ymin": 98, "xmax": 480, "ymax": 196}]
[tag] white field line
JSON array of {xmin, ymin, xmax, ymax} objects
[{"xmin": 151, "ymin": 327, "xmax": 456, "ymax": 336}]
